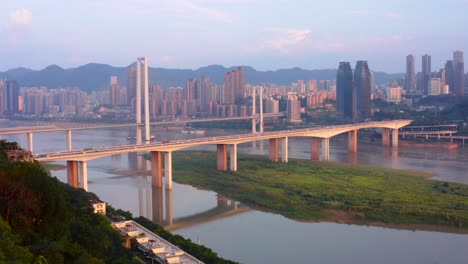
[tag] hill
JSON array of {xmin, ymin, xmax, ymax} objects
[{"xmin": 0, "ymin": 64, "xmax": 404, "ymax": 93}]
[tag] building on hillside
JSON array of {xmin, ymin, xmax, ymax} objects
[{"xmin": 90, "ymin": 197, "xmax": 106, "ymax": 215}]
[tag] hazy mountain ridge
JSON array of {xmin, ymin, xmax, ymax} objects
[{"xmin": 0, "ymin": 64, "xmax": 404, "ymax": 93}]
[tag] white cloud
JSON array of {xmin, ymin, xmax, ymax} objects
[
  {"xmin": 350, "ymin": 9, "xmax": 370, "ymax": 15},
  {"xmin": 385, "ymin": 12, "xmax": 402, "ymax": 19},
  {"xmin": 7, "ymin": 8, "xmax": 32, "ymax": 27},
  {"xmin": 84, "ymin": 0, "xmax": 238, "ymax": 24},
  {"xmin": 264, "ymin": 28, "xmax": 311, "ymax": 52}
]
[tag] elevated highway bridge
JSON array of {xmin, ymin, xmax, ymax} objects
[{"xmin": 33, "ymin": 120, "xmax": 412, "ymax": 191}]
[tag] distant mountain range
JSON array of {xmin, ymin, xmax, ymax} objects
[{"xmin": 0, "ymin": 63, "xmax": 404, "ymax": 93}]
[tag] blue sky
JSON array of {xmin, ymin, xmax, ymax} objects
[{"xmin": 1, "ymin": 0, "xmax": 467, "ymax": 72}]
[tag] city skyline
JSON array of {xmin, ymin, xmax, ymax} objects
[{"xmin": 1, "ymin": 0, "xmax": 468, "ymax": 72}]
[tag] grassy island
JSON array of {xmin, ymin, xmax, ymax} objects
[{"xmin": 171, "ymin": 151, "xmax": 468, "ymax": 232}]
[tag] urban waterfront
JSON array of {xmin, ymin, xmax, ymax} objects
[{"xmin": 2, "ymin": 120, "xmax": 468, "ymax": 264}]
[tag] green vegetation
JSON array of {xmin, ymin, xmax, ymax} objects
[
  {"xmin": 0, "ymin": 142, "xmax": 138, "ymax": 264},
  {"xmin": 106, "ymin": 207, "xmax": 238, "ymax": 264},
  {"xmin": 170, "ymin": 151, "xmax": 468, "ymax": 230}
]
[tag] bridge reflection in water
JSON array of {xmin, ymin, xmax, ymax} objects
[{"xmin": 131, "ymin": 152, "xmax": 250, "ymax": 232}]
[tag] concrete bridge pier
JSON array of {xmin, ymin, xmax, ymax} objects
[
  {"xmin": 382, "ymin": 128, "xmax": 399, "ymax": 148},
  {"xmin": 136, "ymin": 127, "xmax": 142, "ymax": 145},
  {"xmin": 79, "ymin": 161, "xmax": 88, "ymax": 191},
  {"xmin": 392, "ymin": 129, "xmax": 399, "ymax": 147},
  {"xmin": 165, "ymin": 188, "xmax": 173, "ymax": 226},
  {"xmin": 66, "ymin": 161, "xmax": 79, "ymax": 188},
  {"xmin": 66, "ymin": 129, "xmax": 72, "ymax": 151},
  {"xmin": 348, "ymin": 129, "xmax": 357, "ymax": 153},
  {"xmin": 230, "ymin": 144, "xmax": 238, "ymax": 171},
  {"xmin": 152, "ymin": 186, "xmax": 164, "ymax": 224},
  {"xmin": 150, "ymin": 151, "xmax": 163, "ymax": 188},
  {"xmin": 269, "ymin": 138, "xmax": 279, "ymax": 162},
  {"xmin": 322, "ymin": 138, "xmax": 330, "ymax": 161},
  {"xmin": 310, "ymin": 138, "xmax": 321, "ymax": 160},
  {"xmin": 217, "ymin": 144, "xmax": 228, "ymax": 171},
  {"xmin": 27, "ymin": 132, "xmax": 33, "ymax": 154},
  {"xmin": 382, "ymin": 128, "xmax": 391, "ymax": 147},
  {"xmin": 164, "ymin": 152, "xmax": 172, "ymax": 189},
  {"xmin": 281, "ymin": 137, "xmax": 288, "ymax": 163}
]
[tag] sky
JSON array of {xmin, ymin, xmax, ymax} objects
[{"xmin": 1, "ymin": 0, "xmax": 468, "ymax": 73}]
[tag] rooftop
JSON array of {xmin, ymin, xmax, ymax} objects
[{"xmin": 113, "ymin": 220, "xmax": 203, "ymax": 264}]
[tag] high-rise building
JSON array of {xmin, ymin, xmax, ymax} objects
[
  {"xmin": 422, "ymin": 54, "xmax": 431, "ymax": 95},
  {"xmin": 354, "ymin": 61, "xmax": 371, "ymax": 121},
  {"xmin": 199, "ymin": 76, "xmax": 211, "ymax": 113},
  {"xmin": 453, "ymin": 51, "xmax": 465, "ymax": 96},
  {"xmin": 405, "ymin": 55, "xmax": 416, "ymax": 92},
  {"xmin": 308, "ymin": 80, "xmax": 317, "ymax": 93},
  {"xmin": 428, "ymin": 78, "xmax": 441, "ymax": 96},
  {"xmin": 110, "ymin": 76, "xmax": 120, "ymax": 107},
  {"xmin": 287, "ymin": 98, "xmax": 301, "ymax": 123},
  {"xmin": 223, "ymin": 66, "xmax": 245, "ymax": 105},
  {"xmin": 336, "ymin": 62, "xmax": 353, "ymax": 122},
  {"xmin": 265, "ymin": 98, "xmax": 279, "ymax": 113},
  {"xmin": 127, "ymin": 66, "xmax": 136, "ymax": 106},
  {"xmin": 445, "ymin": 60, "xmax": 455, "ymax": 94},
  {"xmin": 6, "ymin": 80, "xmax": 19, "ymax": 114},
  {"xmin": 0, "ymin": 79, "xmax": 5, "ymax": 115}
]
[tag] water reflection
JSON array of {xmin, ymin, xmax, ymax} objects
[{"xmin": 148, "ymin": 186, "xmax": 248, "ymax": 232}]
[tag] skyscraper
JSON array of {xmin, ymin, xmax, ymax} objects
[
  {"xmin": 336, "ymin": 62, "xmax": 353, "ymax": 122},
  {"xmin": 110, "ymin": 76, "xmax": 120, "ymax": 107},
  {"xmin": 453, "ymin": 51, "xmax": 465, "ymax": 96},
  {"xmin": 127, "ymin": 66, "xmax": 136, "ymax": 106},
  {"xmin": 6, "ymin": 80, "xmax": 19, "ymax": 114},
  {"xmin": 0, "ymin": 79, "xmax": 5, "ymax": 115},
  {"xmin": 405, "ymin": 55, "xmax": 416, "ymax": 92},
  {"xmin": 445, "ymin": 60, "xmax": 454, "ymax": 93},
  {"xmin": 422, "ymin": 54, "xmax": 431, "ymax": 95},
  {"xmin": 199, "ymin": 76, "xmax": 211, "ymax": 113},
  {"xmin": 354, "ymin": 61, "xmax": 371, "ymax": 121},
  {"xmin": 223, "ymin": 66, "xmax": 245, "ymax": 105}
]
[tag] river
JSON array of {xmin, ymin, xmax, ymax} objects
[{"xmin": 1, "ymin": 120, "xmax": 468, "ymax": 264}]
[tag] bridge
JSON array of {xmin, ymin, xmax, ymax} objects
[
  {"xmin": 34, "ymin": 120, "xmax": 412, "ymax": 191},
  {"xmin": 399, "ymin": 124, "xmax": 464, "ymax": 144},
  {"xmin": 0, "ymin": 113, "xmax": 284, "ymax": 153}
]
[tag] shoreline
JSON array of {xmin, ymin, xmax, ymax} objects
[
  {"xmin": 399, "ymin": 140, "xmax": 459, "ymax": 149},
  {"xmin": 169, "ymin": 151, "xmax": 468, "ymax": 232}
]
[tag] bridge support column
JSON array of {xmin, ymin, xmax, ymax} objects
[
  {"xmin": 392, "ymin": 129, "xmax": 399, "ymax": 148},
  {"xmin": 348, "ymin": 129, "xmax": 357, "ymax": 153},
  {"xmin": 66, "ymin": 129, "xmax": 72, "ymax": 151},
  {"xmin": 382, "ymin": 128, "xmax": 391, "ymax": 147},
  {"xmin": 269, "ymin": 138, "xmax": 279, "ymax": 162},
  {"xmin": 152, "ymin": 186, "xmax": 164, "ymax": 224},
  {"xmin": 66, "ymin": 161, "xmax": 79, "ymax": 188},
  {"xmin": 217, "ymin": 144, "xmax": 228, "ymax": 171},
  {"xmin": 251, "ymin": 87, "xmax": 256, "ymax": 133},
  {"xmin": 79, "ymin": 161, "xmax": 88, "ymax": 191},
  {"xmin": 165, "ymin": 188, "xmax": 173, "ymax": 226},
  {"xmin": 136, "ymin": 127, "xmax": 142, "ymax": 145},
  {"xmin": 322, "ymin": 138, "xmax": 330, "ymax": 161},
  {"xmin": 229, "ymin": 144, "xmax": 237, "ymax": 171},
  {"xmin": 164, "ymin": 152, "xmax": 172, "ymax": 189},
  {"xmin": 281, "ymin": 137, "xmax": 288, "ymax": 163},
  {"xmin": 151, "ymin": 151, "xmax": 163, "ymax": 188},
  {"xmin": 311, "ymin": 138, "xmax": 321, "ymax": 160},
  {"xmin": 27, "ymin": 132, "xmax": 33, "ymax": 154}
]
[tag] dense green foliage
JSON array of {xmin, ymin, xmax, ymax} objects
[
  {"xmin": 106, "ymin": 206, "xmax": 238, "ymax": 264},
  {"xmin": 171, "ymin": 151, "xmax": 468, "ymax": 230},
  {"xmin": 0, "ymin": 142, "xmax": 138, "ymax": 264}
]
